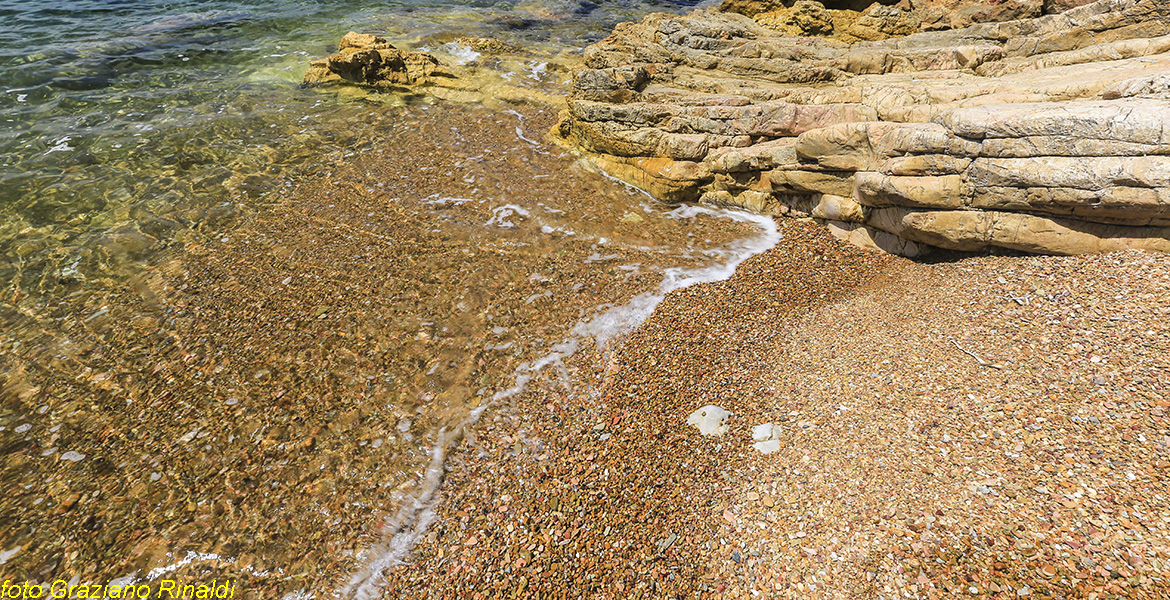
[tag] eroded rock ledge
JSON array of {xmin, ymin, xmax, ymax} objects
[{"xmin": 551, "ymin": 0, "xmax": 1170, "ymax": 255}]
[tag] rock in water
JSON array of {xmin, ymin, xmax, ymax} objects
[
  {"xmin": 687, "ymin": 405, "xmax": 731, "ymax": 436},
  {"xmin": 300, "ymin": 32, "xmax": 570, "ymax": 109},
  {"xmin": 302, "ymin": 32, "xmax": 450, "ymax": 90},
  {"xmin": 552, "ymin": 0, "xmax": 1170, "ymax": 256}
]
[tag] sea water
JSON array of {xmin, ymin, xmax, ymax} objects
[{"xmin": 0, "ymin": 1, "xmax": 775, "ymax": 597}]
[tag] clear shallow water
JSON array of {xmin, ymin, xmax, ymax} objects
[
  {"xmin": 0, "ymin": 0, "xmax": 770, "ymax": 597},
  {"xmin": 0, "ymin": 0, "xmax": 712, "ymax": 294},
  {"xmin": 0, "ymin": 101, "xmax": 777, "ymax": 597}
]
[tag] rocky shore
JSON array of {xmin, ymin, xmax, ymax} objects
[
  {"xmin": 301, "ymin": 32, "xmax": 571, "ymax": 109},
  {"xmin": 379, "ymin": 219, "xmax": 1170, "ymax": 599},
  {"xmin": 551, "ymin": 0, "xmax": 1170, "ymax": 256},
  {"xmin": 285, "ymin": 3, "xmax": 1170, "ymax": 597},
  {"xmin": 5, "ymin": 2, "xmax": 1165, "ymax": 598}
]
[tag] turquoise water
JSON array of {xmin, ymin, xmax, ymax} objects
[{"xmin": 0, "ymin": 0, "xmax": 709, "ymax": 299}]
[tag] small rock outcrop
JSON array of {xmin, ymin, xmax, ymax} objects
[
  {"xmin": 553, "ymin": 0, "xmax": 1170, "ymax": 255},
  {"xmin": 302, "ymin": 32, "xmax": 569, "ymax": 109},
  {"xmin": 303, "ymin": 32, "xmax": 450, "ymax": 89}
]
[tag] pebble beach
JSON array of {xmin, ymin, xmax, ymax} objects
[
  {"xmin": 380, "ymin": 219, "xmax": 1170, "ymax": 599},
  {"xmin": 5, "ymin": 0, "xmax": 1170, "ymax": 596}
]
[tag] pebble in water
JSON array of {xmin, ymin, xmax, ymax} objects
[{"xmin": 0, "ymin": 99, "xmax": 754, "ymax": 597}]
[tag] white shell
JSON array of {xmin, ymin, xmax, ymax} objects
[{"xmin": 686, "ymin": 405, "xmax": 730, "ymax": 437}]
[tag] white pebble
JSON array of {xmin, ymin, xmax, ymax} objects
[
  {"xmin": 686, "ymin": 405, "xmax": 730, "ymax": 437},
  {"xmin": 752, "ymin": 422, "xmax": 782, "ymax": 442},
  {"xmin": 60, "ymin": 451, "xmax": 86, "ymax": 462},
  {"xmin": 753, "ymin": 440, "xmax": 782, "ymax": 454}
]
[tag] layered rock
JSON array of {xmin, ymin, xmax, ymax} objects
[
  {"xmin": 552, "ymin": 0, "xmax": 1170, "ymax": 255},
  {"xmin": 725, "ymin": 0, "xmax": 1100, "ymax": 34}
]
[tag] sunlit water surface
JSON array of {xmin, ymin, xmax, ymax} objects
[{"xmin": 0, "ymin": 1, "xmax": 778, "ymax": 597}]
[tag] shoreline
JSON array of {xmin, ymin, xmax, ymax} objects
[
  {"xmin": 0, "ymin": 99, "xmax": 773, "ymax": 598},
  {"xmin": 4, "ymin": 0, "xmax": 1170, "ymax": 596},
  {"xmin": 380, "ymin": 219, "xmax": 1170, "ymax": 598}
]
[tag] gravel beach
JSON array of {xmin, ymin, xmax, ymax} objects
[
  {"xmin": 380, "ymin": 219, "xmax": 1170, "ymax": 599},
  {"xmin": 7, "ymin": 1, "xmax": 1170, "ymax": 597},
  {"xmin": 0, "ymin": 102, "xmax": 753, "ymax": 597}
]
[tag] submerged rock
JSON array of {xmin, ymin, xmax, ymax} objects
[
  {"xmin": 456, "ymin": 37, "xmax": 521, "ymax": 55},
  {"xmin": 552, "ymin": 0, "xmax": 1170, "ymax": 255}
]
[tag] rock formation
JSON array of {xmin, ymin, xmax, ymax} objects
[
  {"xmin": 303, "ymin": 32, "xmax": 451, "ymax": 89},
  {"xmin": 552, "ymin": 0, "xmax": 1170, "ymax": 255},
  {"xmin": 301, "ymin": 32, "xmax": 566, "ymax": 108},
  {"xmin": 724, "ymin": 0, "xmax": 1100, "ymax": 34}
]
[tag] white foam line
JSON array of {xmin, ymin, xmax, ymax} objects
[
  {"xmin": 515, "ymin": 126, "xmax": 541, "ymax": 146},
  {"xmin": 337, "ymin": 205, "xmax": 779, "ymax": 599},
  {"xmin": 146, "ymin": 551, "xmax": 227, "ymax": 580},
  {"xmin": 0, "ymin": 546, "xmax": 21, "ymax": 565},
  {"xmin": 107, "ymin": 550, "xmax": 276, "ymax": 589},
  {"xmin": 485, "ymin": 203, "xmax": 531, "ymax": 228},
  {"xmin": 505, "ymin": 109, "xmax": 543, "ymax": 148},
  {"xmin": 423, "ymin": 195, "xmax": 473, "ymax": 206},
  {"xmin": 438, "ymin": 42, "xmax": 480, "ymax": 66},
  {"xmin": 341, "ymin": 425, "xmax": 458, "ymax": 600},
  {"xmin": 576, "ymin": 206, "xmax": 779, "ymax": 350}
]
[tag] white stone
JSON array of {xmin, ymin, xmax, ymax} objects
[
  {"xmin": 752, "ymin": 421, "xmax": 783, "ymax": 453},
  {"xmin": 753, "ymin": 440, "xmax": 782, "ymax": 454},
  {"xmin": 60, "ymin": 451, "xmax": 85, "ymax": 462},
  {"xmin": 687, "ymin": 405, "xmax": 731, "ymax": 437},
  {"xmin": 0, "ymin": 546, "xmax": 20, "ymax": 565},
  {"xmin": 751, "ymin": 422, "xmax": 783, "ymax": 442}
]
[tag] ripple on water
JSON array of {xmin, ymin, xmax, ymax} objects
[
  {"xmin": 2, "ymin": 0, "xmax": 738, "ymax": 594},
  {"xmin": 0, "ymin": 99, "xmax": 772, "ymax": 596}
]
